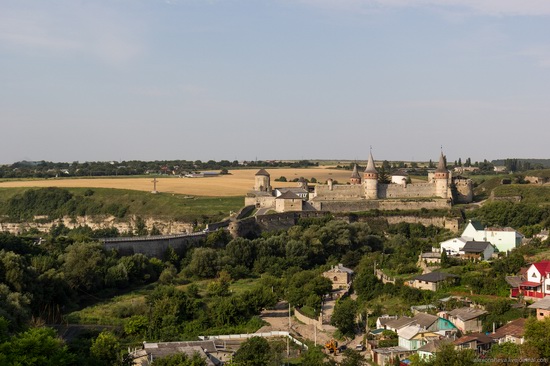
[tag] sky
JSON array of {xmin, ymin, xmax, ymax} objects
[{"xmin": 1, "ymin": 0, "xmax": 550, "ymax": 164}]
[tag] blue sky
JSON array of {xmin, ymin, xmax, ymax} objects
[{"xmin": 1, "ymin": 0, "xmax": 549, "ymax": 164}]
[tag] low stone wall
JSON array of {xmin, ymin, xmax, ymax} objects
[{"xmin": 294, "ymin": 308, "xmax": 324, "ymax": 331}]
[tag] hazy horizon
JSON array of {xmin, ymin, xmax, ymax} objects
[{"xmin": 2, "ymin": 1, "xmax": 549, "ymax": 164}]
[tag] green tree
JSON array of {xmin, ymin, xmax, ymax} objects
[
  {"xmin": 188, "ymin": 248, "xmax": 219, "ymax": 278},
  {"xmin": 331, "ymin": 298, "xmax": 358, "ymax": 337},
  {"xmin": 340, "ymin": 349, "xmax": 368, "ymax": 366},
  {"xmin": 300, "ymin": 346, "xmax": 330, "ymax": 365},
  {"xmin": 153, "ymin": 352, "xmax": 207, "ymax": 366},
  {"xmin": 90, "ymin": 331, "xmax": 121, "ymax": 366},
  {"xmin": 61, "ymin": 242, "xmax": 106, "ymax": 291},
  {"xmin": 0, "ymin": 327, "xmax": 75, "ymax": 365},
  {"xmin": 524, "ymin": 317, "xmax": 550, "ymax": 360},
  {"xmin": 233, "ymin": 336, "xmax": 271, "ymax": 366}
]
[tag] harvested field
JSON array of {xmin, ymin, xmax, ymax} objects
[{"xmin": 0, "ymin": 168, "xmax": 353, "ymax": 197}]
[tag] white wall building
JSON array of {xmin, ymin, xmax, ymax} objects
[{"xmin": 461, "ymin": 220, "xmax": 523, "ymax": 253}]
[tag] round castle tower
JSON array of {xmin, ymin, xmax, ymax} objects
[
  {"xmin": 350, "ymin": 164, "xmax": 361, "ymax": 185},
  {"xmin": 434, "ymin": 152, "xmax": 449, "ymax": 199},
  {"xmin": 254, "ymin": 169, "xmax": 272, "ymax": 192},
  {"xmin": 363, "ymin": 152, "xmax": 378, "ymax": 200}
]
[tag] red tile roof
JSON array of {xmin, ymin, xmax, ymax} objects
[{"xmin": 533, "ymin": 261, "xmax": 550, "ymax": 276}]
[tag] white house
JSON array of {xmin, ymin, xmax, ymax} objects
[
  {"xmin": 462, "ymin": 220, "xmax": 523, "ymax": 253},
  {"xmin": 440, "ymin": 237, "xmax": 467, "ymax": 256}
]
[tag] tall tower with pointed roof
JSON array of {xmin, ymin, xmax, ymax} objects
[
  {"xmin": 350, "ymin": 164, "xmax": 361, "ymax": 185},
  {"xmin": 254, "ymin": 169, "xmax": 272, "ymax": 192},
  {"xmin": 363, "ymin": 152, "xmax": 378, "ymax": 199},
  {"xmin": 434, "ymin": 152, "xmax": 449, "ymax": 199}
]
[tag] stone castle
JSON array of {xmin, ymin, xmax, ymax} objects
[{"xmin": 245, "ymin": 152, "xmax": 473, "ymax": 213}]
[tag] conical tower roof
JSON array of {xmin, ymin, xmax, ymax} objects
[
  {"xmin": 255, "ymin": 168, "xmax": 270, "ymax": 176},
  {"xmin": 364, "ymin": 152, "xmax": 378, "ymax": 174},
  {"xmin": 351, "ymin": 164, "xmax": 361, "ymax": 179},
  {"xmin": 435, "ymin": 152, "xmax": 447, "ymax": 173}
]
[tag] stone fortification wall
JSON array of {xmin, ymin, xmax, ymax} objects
[
  {"xmin": 313, "ymin": 184, "xmax": 363, "ymax": 200},
  {"xmin": 454, "ymin": 180, "xmax": 473, "ymax": 203},
  {"xmin": 0, "ymin": 215, "xmax": 193, "ymax": 236},
  {"xmin": 244, "ymin": 196, "xmax": 275, "ymax": 208},
  {"xmin": 311, "ymin": 200, "xmax": 377, "ymax": 212},
  {"xmin": 229, "ymin": 211, "xmax": 330, "ymax": 238},
  {"xmin": 102, "ymin": 233, "xmax": 205, "ymax": 258},
  {"xmin": 228, "ymin": 217, "xmax": 259, "ymax": 238},
  {"xmin": 311, "ymin": 199, "xmax": 450, "ymax": 212},
  {"xmin": 377, "ymin": 199, "xmax": 451, "ymax": 210},
  {"xmin": 379, "ymin": 183, "xmax": 437, "ymax": 199},
  {"xmin": 385, "ymin": 216, "xmax": 461, "ymax": 233}
]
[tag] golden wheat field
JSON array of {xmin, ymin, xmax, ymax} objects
[{"xmin": 0, "ymin": 168, "xmax": 354, "ymax": 197}]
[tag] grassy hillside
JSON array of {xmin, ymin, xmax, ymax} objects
[
  {"xmin": 492, "ymin": 185, "xmax": 550, "ymax": 205},
  {"xmin": 0, "ymin": 187, "xmax": 243, "ymax": 223}
]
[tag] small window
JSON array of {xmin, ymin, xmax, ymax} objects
[
  {"xmin": 532, "ymin": 272, "xmax": 537, "ymax": 278},
  {"xmin": 333, "ymin": 276, "xmax": 338, "ymax": 281}
]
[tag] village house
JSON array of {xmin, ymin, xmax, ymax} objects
[
  {"xmin": 461, "ymin": 220, "xmax": 524, "ymax": 253},
  {"xmin": 322, "ymin": 263, "xmax": 354, "ymax": 290},
  {"xmin": 409, "ymin": 271, "xmax": 459, "ymax": 292},
  {"xmin": 397, "ymin": 325, "xmax": 439, "ymax": 351},
  {"xmin": 528, "ymin": 296, "xmax": 550, "ymax": 320},
  {"xmin": 380, "ymin": 313, "xmax": 457, "ymax": 336},
  {"xmin": 417, "ymin": 339, "xmax": 453, "ymax": 361},
  {"xmin": 439, "ymin": 307, "xmax": 487, "ymax": 333},
  {"xmin": 453, "ymin": 333, "xmax": 493, "ymax": 354},
  {"xmin": 459, "ymin": 241, "xmax": 494, "ymax": 261},
  {"xmin": 130, "ymin": 340, "xmax": 231, "ymax": 366},
  {"xmin": 418, "ymin": 252, "xmax": 441, "ymax": 266},
  {"xmin": 440, "ymin": 220, "xmax": 523, "ymax": 255},
  {"xmin": 510, "ymin": 260, "xmax": 550, "ymax": 300},
  {"xmin": 489, "ymin": 318, "xmax": 526, "ymax": 345},
  {"xmin": 371, "ymin": 346, "xmax": 415, "ymax": 366},
  {"xmin": 440, "ymin": 237, "xmax": 468, "ymax": 256}
]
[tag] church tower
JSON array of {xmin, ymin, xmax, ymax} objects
[
  {"xmin": 254, "ymin": 169, "xmax": 271, "ymax": 192},
  {"xmin": 434, "ymin": 152, "xmax": 449, "ymax": 199},
  {"xmin": 364, "ymin": 152, "xmax": 378, "ymax": 199},
  {"xmin": 350, "ymin": 164, "xmax": 361, "ymax": 185}
]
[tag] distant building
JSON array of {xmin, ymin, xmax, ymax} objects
[
  {"xmin": 453, "ymin": 333, "xmax": 493, "ymax": 353},
  {"xmin": 489, "ymin": 318, "xmax": 526, "ymax": 344},
  {"xmin": 322, "ymin": 264, "xmax": 354, "ymax": 290},
  {"xmin": 511, "ymin": 261, "xmax": 550, "ymax": 300},
  {"xmin": 440, "ymin": 307, "xmax": 487, "ymax": 333},
  {"xmin": 409, "ymin": 272, "xmax": 459, "ymax": 292},
  {"xmin": 528, "ymin": 296, "xmax": 550, "ymax": 320},
  {"xmin": 460, "ymin": 241, "xmax": 494, "ymax": 261}
]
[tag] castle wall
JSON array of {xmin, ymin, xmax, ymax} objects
[
  {"xmin": 379, "ymin": 183, "xmax": 439, "ymax": 199},
  {"xmin": 244, "ymin": 196, "xmax": 276, "ymax": 208},
  {"xmin": 454, "ymin": 180, "xmax": 473, "ymax": 203},
  {"xmin": 311, "ymin": 198, "xmax": 450, "ymax": 212},
  {"xmin": 313, "ymin": 184, "xmax": 364, "ymax": 200},
  {"xmin": 103, "ymin": 233, "xmax": 205, "ymax": 258},
  {"xmin": 275, "ymin": 198, "xmax": 302, "ymax": 212}
]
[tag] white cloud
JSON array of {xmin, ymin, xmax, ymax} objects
[{"xmin": 296, "ymin": 0, "xmax": 550, "ymax": 16}]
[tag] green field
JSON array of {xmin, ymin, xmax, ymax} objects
[{"xmin": 0, "ymin": 187, "xmax": 243, "ymax": 223}]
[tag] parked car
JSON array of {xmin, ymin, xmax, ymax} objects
[{"xmin": 355, "ymin": 344, "xmax": 364, "ymax": 351}]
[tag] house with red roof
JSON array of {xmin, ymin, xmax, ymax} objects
[{"xmin": 510, "ymin": 260, "xmax": 550, "ymax": 300}]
